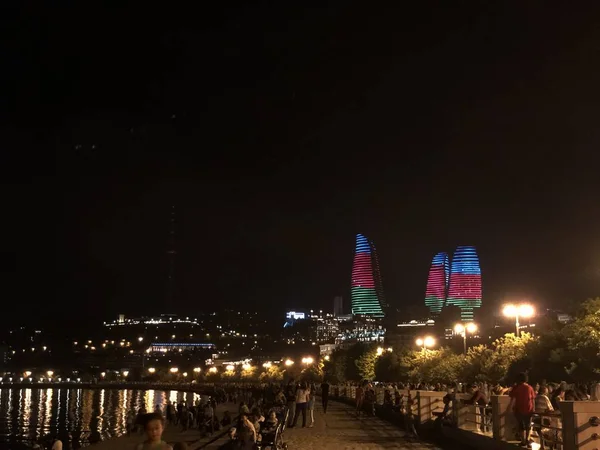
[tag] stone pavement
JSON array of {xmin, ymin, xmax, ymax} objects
[{"xmin": 206, "ymin": 401, "xmax": 441, "ymax": 450}]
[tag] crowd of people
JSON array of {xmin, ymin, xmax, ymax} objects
[
  {"xmin": 342, "ymin": 376, "xmax": 600, "ymax": 449},
  {"xmin": 131, "ymin": 379, "xmax": 331, "ymax": 450}
]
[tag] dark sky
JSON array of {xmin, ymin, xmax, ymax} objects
[{"xmin": 2, "ymin": 3, "xmax": 599, "ymax": 325}]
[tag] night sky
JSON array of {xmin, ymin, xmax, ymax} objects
[{"xmin": 2, "ymin": 3, "xmax": 599, "ymax": 325}]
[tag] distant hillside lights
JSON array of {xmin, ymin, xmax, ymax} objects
[{"xmin": 104, "ymin": 314, "xmax": 200, "ymax": 327}]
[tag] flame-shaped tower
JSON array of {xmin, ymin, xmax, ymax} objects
[
  {"xmin": 446, "ymin": 245, "xmax": 482, "ymax": 321},
  {"xmin": 424, "ymin": 252, "xmax": 450, "ymax": 315},
  {"xmin": 351, "ymin": 234, "xmax": 385, "ymax": 316}
]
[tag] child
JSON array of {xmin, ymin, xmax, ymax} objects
[
  {"xmin": 261, "ymin": 411, "xmax": 278, "ymax": 437},
  {"xmin": 136, "ymin": 412, "xmax": 172, "ymax": 450}
]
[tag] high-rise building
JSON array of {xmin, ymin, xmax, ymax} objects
[
  {"xmin": 424, "ymin": 252, "xmax": 450, "ymax": 316},
  {"xmin": 351, "ymin": 234, "xmax": 385, "ymax": 316},
  {"xmin": 446, "ymin": 246, "xmax": 482, "ymax": 321},
  {"xmin": 333, "ymin": 296, "xmax": 344, "ymax": 316}
]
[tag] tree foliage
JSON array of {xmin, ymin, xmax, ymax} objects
[
  {"xmin": 355, "ymin": 345, "xmax": 378, "ymax": 380},
  {"xmin": 322, "ymin": 297, "xmax": 600, "ymax": 385},
  {"xmin": 406, "ymin": 348, "xmax": 465, "ymax": 384}
]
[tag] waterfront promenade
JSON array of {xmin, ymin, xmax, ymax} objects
[{"xmin": 205, "ymin": 401, "xmax": 442, "ymax": 450}]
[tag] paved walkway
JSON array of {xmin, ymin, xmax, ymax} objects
[{"xmin": 206, "ymin": 401, "xmax": 440, "ymax": 450}]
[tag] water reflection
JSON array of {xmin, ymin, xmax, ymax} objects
[{"xmin": 0, "ymin": 388, "xmax": 203, "ymax": 449}]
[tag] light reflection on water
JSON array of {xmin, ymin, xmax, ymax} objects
[{"xmin": 0, "ymin": 388, "xmax": 201, "ymax": 449}]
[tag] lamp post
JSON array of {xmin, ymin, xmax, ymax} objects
[
  {"xmin": 454, "ymin": 323, "xmax": 478, "ymax": 354},
  {"xmin": 503, "ymin": 304, "xmax": 534, "ymax": 337},
  {"xmin": 415, "ymin": 336, "xmax": 435, "ymax": 351}
]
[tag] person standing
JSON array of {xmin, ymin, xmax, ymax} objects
[
  {"xmin": 321, "ymin": 379, "xmax": 330, "ymax": 414},
  {"xmin": 285, "ymin": 381, "xmax": 296, "ymax": 426},
  {"xmin": 509, "ymin": 372, "xmax": 536, "ymax": 448},
  {"xmin": 307, "ymin": 383, "xmax": 316, "ymax": 427},
  {"xmin": 290, "ymin": 382, "xmax": 309, "ymax": 428},
  {"xmin": 355, "ymin": 382, "xmax": 365, "ymax": 416}
]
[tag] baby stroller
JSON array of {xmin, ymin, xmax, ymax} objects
[{"xmin": 257, "ymin": 407, "xmax": 289, "ymax": 450}]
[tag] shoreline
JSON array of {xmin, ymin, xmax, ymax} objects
[{"xmin": 0, "ymin": 381, "xmax": 219, "ymax": 392}]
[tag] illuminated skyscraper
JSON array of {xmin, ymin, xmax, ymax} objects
[
  {"xmin": 446, "ymin": 246, "xmax": 482, "ymax": 321},
  {"xmin": 424, "ymin": 252, "xmax": 450, "ymax": 315},
  {"xmin": 351, "ymin": 234, "xmax": 385, "ymax": 316}
]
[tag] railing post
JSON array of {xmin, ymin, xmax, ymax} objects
[
  {"xmin": 415, "ymin": 391, "xmax": 444, "ymax": 424},
  {"xmin": 492, "ymin": 395, "xmax": 517, "ymax": 441},
  {"xmin": 559, "ymin": 400, "xmax": 600, "ymax": 450}
]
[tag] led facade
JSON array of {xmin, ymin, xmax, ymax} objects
[
  {"xmin": 446, "ymin": 246, "xmax": 482, "ymax": 321},
  {"xmin": 424, "ymin": 252, "xmax": 449, "ymax": 315},
  {"xmin": 351, "ymin": 234, "xmax": 385, "ymax": 316}
]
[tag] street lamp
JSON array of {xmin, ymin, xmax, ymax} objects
[
  {"xmin": 503, "ymin": 304, "xmax": 534, "ymax": 337},
  {"xmin": 46, "ymin": 370, "xmax": 54, "ymax": 378},
  {"xmin": 148, "ymin": 367, "xmax": 156, "ymax": 374},
  {"xmin": 284, "ymin": 359, "xmax": 294, "ymax": 367},
  {"xmin": 193, "ymin": 367, "xmax": 201, "ymax": 374},
  {"xmin": 376, "ymin": 347, "xmax": 384, "ymax": 356},
  {"xmin": 454, "ymin": 323, "xmax": 478, "ymax": 354},
  {"xmin": 226, "ymin": 365, "xmax": 235, "ymax": 372},
  {"xmin": 122, "ymin": 370, "xmax": 129, "ymax": 378},
  {"xmin": 208, "ymin": 367, "xmax": 218, "ymax": 374},
  {"xmin": 415, "ymin": 336, "xmax": 435, "ymax": 350},
  {"xmin": 262, "ymin": 362, "xmax": 272, "ymax": 369},
  {"xmin": 301, "ymin": 357, "xmax": 314, "ymax": 365},
  {"xmin": 169, "ymin": 367, "xmax": 179, "ymax": 374}
]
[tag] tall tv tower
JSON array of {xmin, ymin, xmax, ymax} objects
[{"xmin": 166, "ymin": 205, "xmax": 176, "ymax": 306}]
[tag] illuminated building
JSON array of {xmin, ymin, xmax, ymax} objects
[
  {"xmin": 286, "ymin": 311, "xmax": 305, "ymax": 320},
  {"xmin": 446, "ymin": 246, "xmax": 482, "ymax": 321},
  {"xmin": 150, "ymin": 342, "xmax": 216, "ymax": 353},
  {"xmin": 424, "ymin": 252, "xmax": 450, "ymax": 316},
  {"xmin": 351, "ymin": 234, "xmax": 385, "ymax": 316},
  {"xmin": 336, "ymin": 315, "xmax": 384, "ymax": 344}
]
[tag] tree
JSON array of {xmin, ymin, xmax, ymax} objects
[
  {"xmin": 406, "ymin": 348, "xmax": 465, "ymax": 384},
  {"xmin": 374, "ymin": 350, "xmax": 411, "ymax": 381},
  {"xmin": 260, "ymin": 365, "xmax": 284, "ymax": 382},
  {"xmin": 355, "ymin": 345, "xmax": 378, "ymax": 380},
  {"xmin": 561, "ymin": 297, "xmax": 600, "ymax": 380},
  {"xmin": 461, "ymin": 344, "xmax": 494, "ymax": 382},
  {"xmin": 486, "ymin": 332, "xmax": 534, "ymax": 383},
  {"xmin": 301, "ymin": 365, "xmax": 323, "ymax": 383}
]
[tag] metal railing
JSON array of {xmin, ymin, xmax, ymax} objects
[{"xmin": 330, "ymin": 385, "xmax": 569, "ymax": 450}]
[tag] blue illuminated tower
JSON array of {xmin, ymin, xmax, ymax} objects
[{"xmin": 446, "ymin": 246, "xmax": 482, "ymax": 321}]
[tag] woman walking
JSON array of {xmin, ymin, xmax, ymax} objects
[{"xmin": 307, "ymin": 383, "xmax": 316, "ymax": 427}]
